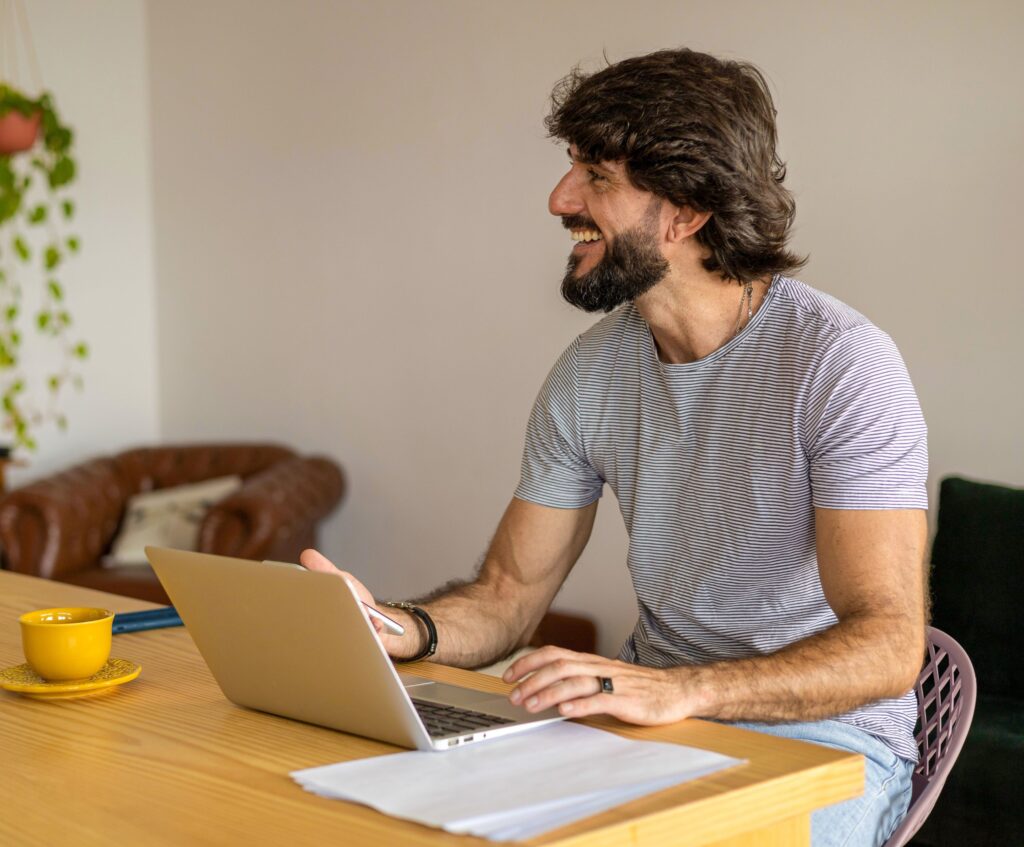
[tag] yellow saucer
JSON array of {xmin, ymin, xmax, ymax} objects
[{"xmin": 0, "ymin": 657, "xmax": 141, "ymax": 700}]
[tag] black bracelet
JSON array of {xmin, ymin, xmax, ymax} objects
[{"xmin": 383, "ymin": 602, "xmax": 438, "ymax": 663}]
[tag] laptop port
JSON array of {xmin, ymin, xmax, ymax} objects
[
  {"xmin": 465, "ymin": 735, "xmax": 474, "ymax": 742},
  {"xmin": 447, "ymin": 739, "xmax": 459, "ymax": 747}
]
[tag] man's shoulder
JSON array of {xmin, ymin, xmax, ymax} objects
[
  {"xmin": 770, "ymin": 277, "xmax": 918, "ymax": 414},
  {"xmin": 770, "ymin": 276, "xmax": 876, "ymax": 338},
  {"xmin": 540, "ymin": 307, "xmax": 644, "ymax": 393}
]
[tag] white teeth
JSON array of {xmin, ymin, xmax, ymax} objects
[{"xmin": 570, "ymin": 229, "xmax": 603, "ymax": 242}]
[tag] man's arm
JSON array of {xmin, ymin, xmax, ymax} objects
[
  {"xmin": 301, "ymin": 496, "xmax": 598, "ymax": 668},
  {"xmin": 504, "ymin": 507, "xmax": 928, "ymax": 725}
]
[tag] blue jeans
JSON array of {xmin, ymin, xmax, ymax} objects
[{"xmin": 731, "ymin": 719, "xmax": 914, "ymax": 847}]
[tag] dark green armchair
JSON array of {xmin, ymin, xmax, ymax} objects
[{"xmin": 910, "ymin": 476, "xmax": 1024, "ymax": 845}]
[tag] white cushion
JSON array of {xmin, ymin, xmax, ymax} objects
[{"xmin": 106, "ymin": 475, "xmax": 243, "ymax": 566}]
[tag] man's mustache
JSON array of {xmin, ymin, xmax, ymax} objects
[{"xmin": 561, "ymin": 215, "xmax": 601, "ymax": 231}]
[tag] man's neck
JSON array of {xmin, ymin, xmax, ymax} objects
[{"xmin": 634, "ymin": 267, "xmax": 772, "ymax": 364}]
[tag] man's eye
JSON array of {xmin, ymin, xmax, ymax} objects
[{"xmin": 587, "ymin": 169, "xmax": 606, "ymax": 182}]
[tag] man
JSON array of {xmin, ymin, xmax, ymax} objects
[{"xmin": 304, "ymin": 48, "xmax": 928, "ymax": 846}]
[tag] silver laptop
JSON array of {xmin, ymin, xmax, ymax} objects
[{"xmin": 145, "ymin": 547, "xmax": 565, "ymax": 751}]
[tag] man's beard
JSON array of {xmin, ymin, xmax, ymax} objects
[{"xmin": 560, "ymin": 212, "xmax": 669, "ymax": 313}]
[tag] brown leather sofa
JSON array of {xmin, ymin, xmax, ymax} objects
[
  {"xmin": 0, "ymin": 441, "xmax": 597, "ymax": 653},
  {"xmin": 0, "ymin": 443, "xmax": 345, "ymax": 604}
]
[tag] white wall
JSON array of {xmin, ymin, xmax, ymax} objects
[
  {"xmin": 7, "ymin": 0, "xmax": 159, "ymax": 484},
  {"xmin": 146, "ymin": 0, "xmax": 1024, "ymax": 658}
]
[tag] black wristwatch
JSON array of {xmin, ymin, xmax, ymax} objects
[{"xmin": 383, "ymin": 601, "xmax": 438, "ymax": 663}]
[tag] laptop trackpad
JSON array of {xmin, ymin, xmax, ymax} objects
[
  {"xmin": 401, "ymin": 680, "xmax": 559, "ymax": 722},
  {"xmin": 401, "ymin": 679, "xmax": 510, "ymax": 709}
]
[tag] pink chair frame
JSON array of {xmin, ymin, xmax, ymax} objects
[{"xmin": 883, "ymin": 626, "xmax": 977, "ymax": 847}]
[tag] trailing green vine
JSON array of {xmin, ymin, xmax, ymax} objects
[{"xmin": 0, "ymin": 83, "xmax": 87, "ymax": 451}]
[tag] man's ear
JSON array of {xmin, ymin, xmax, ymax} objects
[{"xmin": 667, "ymin": 205, "xmax": 712, "ymax": 243}]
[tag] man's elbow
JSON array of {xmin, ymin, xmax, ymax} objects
[
  {"xmin": 854, "ymin": 610, "xmax": 925, "ymax": 698},
  {"xmin": 890, "ymin": 621, "xmax": 926, "ymax": 696},
  {"xmin": 893, "ymin": 659, "xmax": 922, "ymax": 697}
]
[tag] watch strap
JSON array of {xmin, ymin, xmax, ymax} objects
[{"xmin": 383, "ymin": 602, "xmax": 438, "ymax": 663}]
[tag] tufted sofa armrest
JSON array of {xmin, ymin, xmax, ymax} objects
[
  {"xmin": 0, "ymin": 459, "xmax": 129, "ymax": 579},
  {"xmin": 198, "ymin": 456, "xmax": 345, "ymax": 561}
]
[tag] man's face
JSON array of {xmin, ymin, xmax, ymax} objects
[{"xmin": 549, "ymin": 146, "xmax": 670, "ymax": 313}]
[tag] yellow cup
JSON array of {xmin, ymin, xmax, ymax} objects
[{"xmin": 19, "ymin": 607, "xmax": 114, "ymax": 681}]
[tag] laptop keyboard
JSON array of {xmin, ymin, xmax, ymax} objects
[{"xmin": 412, "ymin": 698, "xmax": 516, "ymax": 738}]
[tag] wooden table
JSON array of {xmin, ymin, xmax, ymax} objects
[{"xmin": 0, "ymin": 571, "xmax": 862, "ymax": 846}]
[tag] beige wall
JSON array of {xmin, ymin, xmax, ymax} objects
[
  {"xmin": 7, "ymin": 0, "xmax": 159, "ymax": 485},
  {"xmin": 146, "ymin": 0, "xmax": 1024, "ymax": 657}
]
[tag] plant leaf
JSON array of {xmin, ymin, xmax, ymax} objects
[
  {"xmin": 62, "ymin": 200, "xmax": 74, "ymax": 219},
  {"xmin": 66, "ymin": 236, "xmax": 80, "ymax": 253},
  {"xmin": 47, "ymin": 280, "xmax": 63, "ymax": 301},
  {"xmin": 13, "ymin": 236, "xmax": 30, "ymax": 261},
  {"xmin": 28, "ymin": 205, "xmax": 47, "ymax": 224},
  {"xmin": 44, "ymin": 245, "xmax": 61, "ymax": 270},
  {"xmin": 48, "ymin": 155, "xmax": 76, "ymax": 189},
  {"xmin": 73, "ymin": 341, "xmax": 89, "ymax": 359}
]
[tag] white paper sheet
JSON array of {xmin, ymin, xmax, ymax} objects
[{"xmin": 291, "ymin": 722, "xmax": 744, "ymax": 841}]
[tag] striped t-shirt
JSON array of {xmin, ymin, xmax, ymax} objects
[{"xmin": 513, "ymin": 275, "xmax": 927, "ymax": 762}]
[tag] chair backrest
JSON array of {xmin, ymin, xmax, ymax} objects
[{"xmin": 883, "ymin": 626, "xmax": 976, "ymax": 847}]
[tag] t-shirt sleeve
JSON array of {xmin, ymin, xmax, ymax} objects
[
  {"xmin": 513, "ymin": 338, "xmax": 605, "ymax": 509},
  {"xmin": 805, "ymin": 324, "xmax": 928, "ymax": 509}
]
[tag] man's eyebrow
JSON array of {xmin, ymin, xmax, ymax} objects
[{"xmin": 566, "ymin": 148, "xmax": 613, "ymax": 172}]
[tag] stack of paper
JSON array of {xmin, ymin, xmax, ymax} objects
[{"xmin": 291, "ymin": 722, "xmax": 744, "ymax": 841}]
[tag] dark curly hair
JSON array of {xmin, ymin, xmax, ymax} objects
[{"xmin": 545, "ymin": 48, "xmax": 806, "ymax": 283}]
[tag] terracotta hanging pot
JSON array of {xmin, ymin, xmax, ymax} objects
[{"xmin": 0, "ymin": 109, "xmax": 41, "ymax": 155}]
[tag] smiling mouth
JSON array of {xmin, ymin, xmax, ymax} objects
[{"xmin": 570, "ymin": 228, "xmax": 603, "ymax": 243}]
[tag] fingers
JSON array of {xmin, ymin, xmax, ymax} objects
[
  {"xmin": 503, "ymin": 645, "xmax": 599, "ymax": 683},
  {"xmin": 299, "ymin": 548, "xmax": 339, "ymax": 573},
  {"xmin": 501, "ymin": 646, "xmax": 678, "ymax": 724},
  {"xmin": 503, "ymin": 646, "xmax": 628, "ymax": 717},
  {"xmin": 513, "ymin": 673, "xmax": 605, "ymax": 713},
  {"xmin": 508, "ymin": 656, "xmax": 604, "ymax": 709},
  {"xmin": 558, "ymin": 693, "xmax": 617, "ymax": 718},
  {"xmin": 298, "ymin": 549, "xmax": 377, "ymax": 610}
]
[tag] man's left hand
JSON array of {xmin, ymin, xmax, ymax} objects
[{"xmin": 502, "ymin": 646, "xmax": 699, "ymax": 726}]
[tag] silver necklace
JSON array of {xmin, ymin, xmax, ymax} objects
[{"xmin": 732, "ymin": 281, "xmax": 754, "ymax": 337}]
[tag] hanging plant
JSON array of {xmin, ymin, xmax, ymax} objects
[{"xmin": 0, "ymin": 83, "xmax": 87, "ymax": 452}]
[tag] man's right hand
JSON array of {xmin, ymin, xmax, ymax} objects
[
  {"xmin": 298, "ymin": 548, "xmax": 424, "ymax": 660},
  {"xmin": 299, "ymin": 498, "xmax": 598, "ymax": 668}
]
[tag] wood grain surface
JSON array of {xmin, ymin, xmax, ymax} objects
[{"xmin": 0, "ymin": 571, "xmax": 862, "ymax": 846}]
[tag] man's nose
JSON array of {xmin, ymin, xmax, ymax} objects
[{"xmin": 548, "ymin": 170, "xmax": 583, "ymax": 217}]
